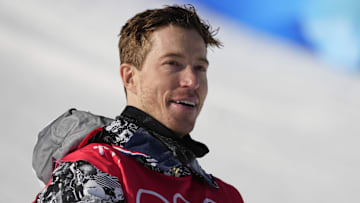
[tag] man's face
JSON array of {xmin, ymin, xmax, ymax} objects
[{"xmin": 130, "ymin": 25, "xmax": 208, "ymax": 136}]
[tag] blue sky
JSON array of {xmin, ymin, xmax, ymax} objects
[{"xmin": 191, "ymin": 0, "xmax": 360, "ymax": 71}]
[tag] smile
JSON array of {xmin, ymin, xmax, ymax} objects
[{"xmin": 173, "ymin": 100, "xmax": 196, "ymax": 107}]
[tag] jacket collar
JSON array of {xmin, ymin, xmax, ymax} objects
[{"xmin": 118, "ymin": 106, "xmax": 209, "ymax": 158}]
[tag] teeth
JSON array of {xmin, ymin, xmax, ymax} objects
[{"xmin": 175, "ymin": 100, "xmax": 195, "ymax": 107}]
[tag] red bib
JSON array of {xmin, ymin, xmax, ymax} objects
[{"xmin": 62, "ymin": 143, "xmax": 243, "ymax": 203}]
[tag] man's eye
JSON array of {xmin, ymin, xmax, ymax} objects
[
  {"xmin": 165, "ymin": 61, "xmax": 184, "ymax": 69},
  {"xmin": 167, "ymin": 61, "xmax": 180, "ymax": 66},
  {"xmin": 195, "ymin": 65, "xmax": 207, "ymax": 72}
]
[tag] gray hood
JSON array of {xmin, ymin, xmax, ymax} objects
[{"xmin": 32, "ymin": 108, "xmax": 114, "ymax": 184}]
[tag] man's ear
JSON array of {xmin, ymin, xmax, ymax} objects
[{"xmin": 120, "ymin": 63, "xmax": 138, "ymax": 95}]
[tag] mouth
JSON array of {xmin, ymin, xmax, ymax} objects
[{"xmin": 171, "ymin": 100, "xmax": 196, "ymax": 108}]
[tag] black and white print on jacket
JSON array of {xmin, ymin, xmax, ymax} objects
[
  {"xmin": 99, "ymin": 111, "xmax": 217, "ymax": 187},
  {"xmin": 101, "ymin": 115, "xmax": 193, "ymax": 178},
  {"xmin": 104, "ymin": 118, "xmax": 139, "ymax": 147},
  {"xmin": 36, "ymin": 160, "xmax": 125, "ymax": 203}
]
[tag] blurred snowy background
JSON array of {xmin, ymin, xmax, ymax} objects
[{"xmin": 1, "ymin": 0, "xmax": 359, "ymax": 202}]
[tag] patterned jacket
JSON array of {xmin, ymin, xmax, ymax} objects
[{"xmin": 33, "ymin": 106, "xmax": 243, "ymax": 202}]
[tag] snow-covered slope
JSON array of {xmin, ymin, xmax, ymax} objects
[{"xmin": 1, "ymin": 0, "xmax": 359, "ymax": 202}]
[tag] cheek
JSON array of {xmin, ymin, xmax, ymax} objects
[
  {"xmin": 200, "ymin": 77, "xmax": 208, "ymax": 98},
  {"xmin": 152, "ymin": 79, "xmax": 172, "ymax": 102},
  {"xmin": 161, "ymin": 75, "xmax": 179, "ymax": 91}
]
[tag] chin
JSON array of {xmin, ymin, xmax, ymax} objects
[
  {"xmin": 173, "ymin": 123, "xmax": 195, "ymax": 137},
  {"xmin": 167, "ymin": 115, "xmax": 197, "ymax": 136}
]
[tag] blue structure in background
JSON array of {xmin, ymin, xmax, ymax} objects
[{"xmin": 190, "ymin": 0, "xmax": 360, "ymax": 72}]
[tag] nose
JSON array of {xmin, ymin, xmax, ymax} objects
[{"xmin": 179, "ymin": 66, "xmax": 199, "ymax": 89}]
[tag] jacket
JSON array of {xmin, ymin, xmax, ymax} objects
[{"xmin": 33, "ymin": 106, "xmax": 243, "ymax": 202}]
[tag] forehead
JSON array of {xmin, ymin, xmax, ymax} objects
[{"xmin": 148, "ymin": 25, "xmax": 207, "ymax": 57}]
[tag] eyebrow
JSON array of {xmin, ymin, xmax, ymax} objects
[{"xmin": 160, "ymin": 53, "xmax": 209, "ymax": 65}]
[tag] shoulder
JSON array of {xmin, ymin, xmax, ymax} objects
[
  {"xmin": 35, "ymin": 158, "xmax": 126, "ymax": 203},
  {"xmin": 212, "ymin": 176, "xmax": 244, "ymax": 202}
]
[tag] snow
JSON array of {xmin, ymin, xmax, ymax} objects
[{"xmin": 1, "ymin": 0, "xmax": 359, "ymax": 202}]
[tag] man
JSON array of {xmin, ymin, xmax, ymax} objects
[{"xmin": 33, "ymin": 5, "xmax": 243, "ymax": 202}]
